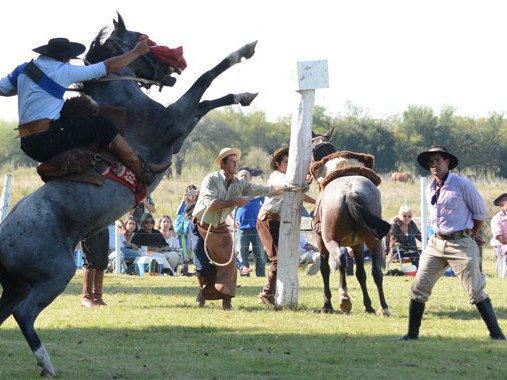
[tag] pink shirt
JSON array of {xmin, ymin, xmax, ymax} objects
[
  {"xmin": 491, "ymin": 211, "xmax": 507, "ymax": 242},
  {"xmin": 426, "ymin": 172, "xmax": 486, "ymax": 235}
]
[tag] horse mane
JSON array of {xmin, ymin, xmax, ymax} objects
[{"xmin": 85, "ymin": 27, "xmax": 117, "ymax": 64}]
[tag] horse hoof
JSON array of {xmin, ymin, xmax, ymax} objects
[
  {"xmin": 321, "ymin": 307, "xmax": 335, "ymax": 314},
  {"xmin": 340, "ymin": 298, "xmax": 352, "ymax": 314},
  {"xmin": 365, "ymin": 306, "xmax": 376, "ymax": 314},
  {"xmin": 380, "ymin": 308, "xmax": 391, "ymax": 317}
]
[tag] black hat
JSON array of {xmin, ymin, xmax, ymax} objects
[
  {"xmin": 33, "ymin": 38, "xmax": 86, "ymax": 59},
  {"xmin": 494, "ymin": 193, "xmax": 507, "ymax": 206},
  {"xmin": 417, "ymin": 145, "xmax": 458, "ymax": 170}
]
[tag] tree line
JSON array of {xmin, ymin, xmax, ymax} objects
[{"xmin": 2, "ymin": 103, "xmax": 507, "ymax": 177}]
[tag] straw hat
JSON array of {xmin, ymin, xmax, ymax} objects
[
  {"xmin": 214, "ymin": 147, "xmax": 241, "ymax": 167},
  {"xmin": 417, "ymin": 145, "xmax": 458, "ymax": 170},
  {"xmin": 270, "ymin": 147, "xmax": 289, "ymax": 170}
]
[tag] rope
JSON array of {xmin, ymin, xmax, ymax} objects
[{"xmin": 198, "ymin": 184, "xmax": 308, "ymax": 267}]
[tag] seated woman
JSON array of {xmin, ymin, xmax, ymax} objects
[
  {"xmin": 108, "ymin": 216, "xmax": 141, "ymax": 273},
  {"xmin": 131, "ymin": 213, "xmax": 174, "ymax": 274},
  {"xmin": 389, "ymin": 205, "xmax": 422, "ymax": 267},
  {"xmin": 157, "ymin": 215, "xmax": 181, "ymax": 273}
]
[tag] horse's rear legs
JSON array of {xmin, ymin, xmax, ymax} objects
[{"xmin": 13, "ymin": 277, "xmax": 71, "ymax": 377}]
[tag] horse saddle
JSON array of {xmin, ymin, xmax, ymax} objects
[{"xmin": 36, "ymin": 96, "xmax": 128, "ymax": 186}]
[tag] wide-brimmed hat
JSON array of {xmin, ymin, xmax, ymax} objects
[
  {"xmin": 33, "ymin": 38, "xmax": 86, "ymax": 59},
  {"xmin": 417, "ymin": 145, "xmax": 458, "ymax": 170},
  {"xmin": 270, "ymin": 147, "xmax": 289, "ymax": 170},
  {"xmin": 214, "ymin": 147, "xmax": 241, "ymax": 167},
  {"xmin": 494, "ymin": 193, "xmax": 507, "ymax": 206}
]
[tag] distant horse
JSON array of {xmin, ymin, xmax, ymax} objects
[
  {"xmin": 310, "ymin": 129, "xmax": 391, "ymax": 316},
  {"xmin": 391, "ymin": 172, "xmax": 413, "ymax": 183},
  {"xmin": 0, "ymin": 14, "xmax": 258, "ymax": 377}
]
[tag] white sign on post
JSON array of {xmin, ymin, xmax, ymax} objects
[{"xmin": 275, "ymin": 60, "xmax": 329, "ymax": 308}]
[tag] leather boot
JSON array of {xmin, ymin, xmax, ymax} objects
[
  {"xmin": 196, "ymin": 276, "xmax": 206, "ymax": 308},
  {"xmin": 259, "ymin": 270, "xmax": 276, "ymax": 305},
  {"xmin": 401, "ymin": 299, "xmax": 425, "ymax": 340},
  {"xmin": 222, "ymin": 296, "xmax": 233, "ymax": 311},
  {"xmin": 82, "ymin": 268, "xmax": 97, "ymax": 307},
  {"xmin": 108, "ymin": 134, "xmax": 171, "ymax": 186},
  {"xmin": 476, "ymin": 298, "xmax": 506, "ymax": 340},
  {"xmin": 92, "ymin": 269, "xmax": 107, "ymax": 306}
]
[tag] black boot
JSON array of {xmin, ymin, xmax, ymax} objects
[
  {"xmin": 476, "ymin": 298, "xmax": 506, "ymax": 340},
  {"xmin": 401, "ymin": 299, "xmax": 425, "ymax": 340}
]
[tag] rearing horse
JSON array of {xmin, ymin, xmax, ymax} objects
[
  {"xmin": 0, "ymin": 14, "xmax": 258, "ymax": 377},
  {"xmin": 310, "ymin": 128, "xmax": 391, "ymax": 317}
]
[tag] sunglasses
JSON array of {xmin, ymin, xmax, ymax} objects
[{"xmin": 402, "ymin": 215, "xmax": 412, "ymax": 218}]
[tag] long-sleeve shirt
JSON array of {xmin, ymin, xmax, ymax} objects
[
  {"xmin": 426, "ymin": 172, "xmax": 486, "ymax": 235},
  {"xmin": 193, "ymin": 171, "xmax": 272, "ymax": 227},
  {"xmin": 0, "ymin": 56, "xmax": 106, "ymax": 123},
  {"xmin": 491, "ymin": 211, "xmax": 507, "ymax": 243}
]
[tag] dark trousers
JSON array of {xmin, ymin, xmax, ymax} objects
[
  {"xmin": 20, "ymin": 116, "xmax": 118, "ymax": 162},
  {"xmin": 192, "ymin": 221, "xmax": 212, "ymax": 277},
  {"xmin": 82, "ymin": 228, "xmax": 110, "ymax": 270}
]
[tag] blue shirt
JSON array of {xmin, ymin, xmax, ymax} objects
[
  {"xmin": 236, "ymin": 197, "xmax": 264, "ymax": 229},
  {"xmin": 426, "ymin": 172, "xmax": 486, "ymax": 235},
  {"xmin": 0, "ymin": 56, "xmax": 106, "ymax": 123}
]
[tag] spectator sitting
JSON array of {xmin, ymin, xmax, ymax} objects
[
  {"xmin": 389, "ymin": 205, "xmax": 422, "ymax": 267},
  {"xmin": 157, "ymin": 215, "xmax": 182, "ymax": 273},
  {"xmin": 299, "ymin": 234, "xmax": 321, "ymax": 276},
  {"xmin": 131, "ymin": 213, "xmax": 174, "ymax": 274},
  {"xmin": 108, "ymin": 216, "xmax": 141, "ymax": 274}
]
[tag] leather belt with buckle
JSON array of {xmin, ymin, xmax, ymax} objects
[
  {"xmin": 17, "ymin": 118, "xmax": 52, "ymax": 138},
  {"xmin": 435, "ymin": 229, "xmax": 472, "ymax": 240}
]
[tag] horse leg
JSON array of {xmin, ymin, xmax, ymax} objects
[
  {"xmin": 178, "ymin": 41, "xmax": 258, "ymax": 108},
  {"xmin": 316, "ymin": 235, "xmax": 334, "ymax": 313},
  {"xmin": 196, "ymin": 92, "xmax": 258, "ymax": 116},
  {"xmin": 12, "ymin": 271, "xmax": 73, "ymax": 377},
  {"xmin": 0, "ymin": 275, "xmax": 31, "ymax": 325},
  {"xmin": 352, "ymin": 246, "xmax": 375, "ymax": 314},
  {"xmin": 326, "ymin": 240, "xmax": 352, "ymax": 314},
  {"xmin": 369, "ymin": 242, "xmax": 390, "ymax": 316}
]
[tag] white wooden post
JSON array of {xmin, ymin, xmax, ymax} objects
[
  {"xmin": 420, "ymin": 176, "xmax": 428, "ymax": 250},
  {"xmin": 275, "ymin": 60, "xmax": 329, "ymax": 308},
  {"xmin": 0, "ymin": 174, "xmax": 12, "ymax": 223}
]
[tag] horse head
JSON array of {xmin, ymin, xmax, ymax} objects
[
  {"xmin": 85, "ymin": 12, "xmax": 183, "ymax": 89},
  {"xmin": 311, "ymin": 127, "xmax": 336, "ymax": 162}
]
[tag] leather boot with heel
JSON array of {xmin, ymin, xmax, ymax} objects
[
  {"xmin": 476, "ymin": 298, "xmax": 506, "ymax": 340},
  {"xmin": 108, "ymin": 134, "xmax": 171, "ymax": 186},
  {"xmin": 401, "ymin": 299, "xmax": 425, "ymax": 340},
  {"xmin": 82, "ymin": 267, "xmax": 97, "ymax": 307}
]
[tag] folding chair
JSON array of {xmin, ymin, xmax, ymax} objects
[{"xmin": 385, "ymin": 235, "xmax": 420, "ymax": 274}]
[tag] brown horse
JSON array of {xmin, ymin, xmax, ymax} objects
[
  {"xmin": 310, "ymin": 129, "xmax": 391, "ymax": 316},
  {"xmin": 391, "ymin": 172, "xmax": 414, "ymax": 183}
]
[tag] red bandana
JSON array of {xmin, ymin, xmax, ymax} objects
[{"xmin": 141, "ymin": 35, "xmax": 187, "ymax": 72}]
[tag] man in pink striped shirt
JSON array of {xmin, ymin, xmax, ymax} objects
[{"xmin": 402, "ymin": 146, "xmax": 505, "ymax": 340}]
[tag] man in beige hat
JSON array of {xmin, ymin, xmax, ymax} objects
[
  {"xmin": 191, "ymin": 147, "xmax": 283, "ymax": 310},
  {"xmin": 256, "ymin": 147, "xmax": 316, "ymax": 306},
  {"xmin": 402, "ymin": 145, "xmax": 504, "ymax": 340}
]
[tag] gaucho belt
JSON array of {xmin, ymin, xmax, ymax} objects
[
  {"xmin": 434, "ymin": 229, "xmax": 472, "ymax": 240},
  {"xmin": 258, "ymin": 208, "xmax": 280, "ymax": 221},
  {"xmin": 17, "ymin": 118, "xmax": 52, "ymax": 138}
]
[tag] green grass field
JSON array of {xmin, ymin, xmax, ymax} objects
[
  {"xmin": 1, "ymin": 170, "xmax": 507, "ymax": 379},
  {"xmin": 0, "ymin": 253, "xmax": 506, "ymax": 379}
]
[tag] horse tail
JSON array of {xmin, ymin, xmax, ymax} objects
[{"xmin": 345, "ymin": 194, "xmax": 391, "ymax": 240}]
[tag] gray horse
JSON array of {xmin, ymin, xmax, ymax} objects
[
  {"xmin": 311, "ymin": 129, "xmax": 391, "ymax": 317},
  {"xmin": 0, "ymin": 14, "xmax": 257, "ymax": 377}
]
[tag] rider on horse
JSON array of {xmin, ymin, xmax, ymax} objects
[{"xmin": 0, "ymin": 37, "xmax": 168, "ymax": 185}]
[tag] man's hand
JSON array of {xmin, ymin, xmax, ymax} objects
[
  {"xmin": 233, "ymin": 197, "xmax": 249, "ymax": 207},
  {"xmin": 474, "ymin": 233, "xmax": 485, "ymax": 247}
]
